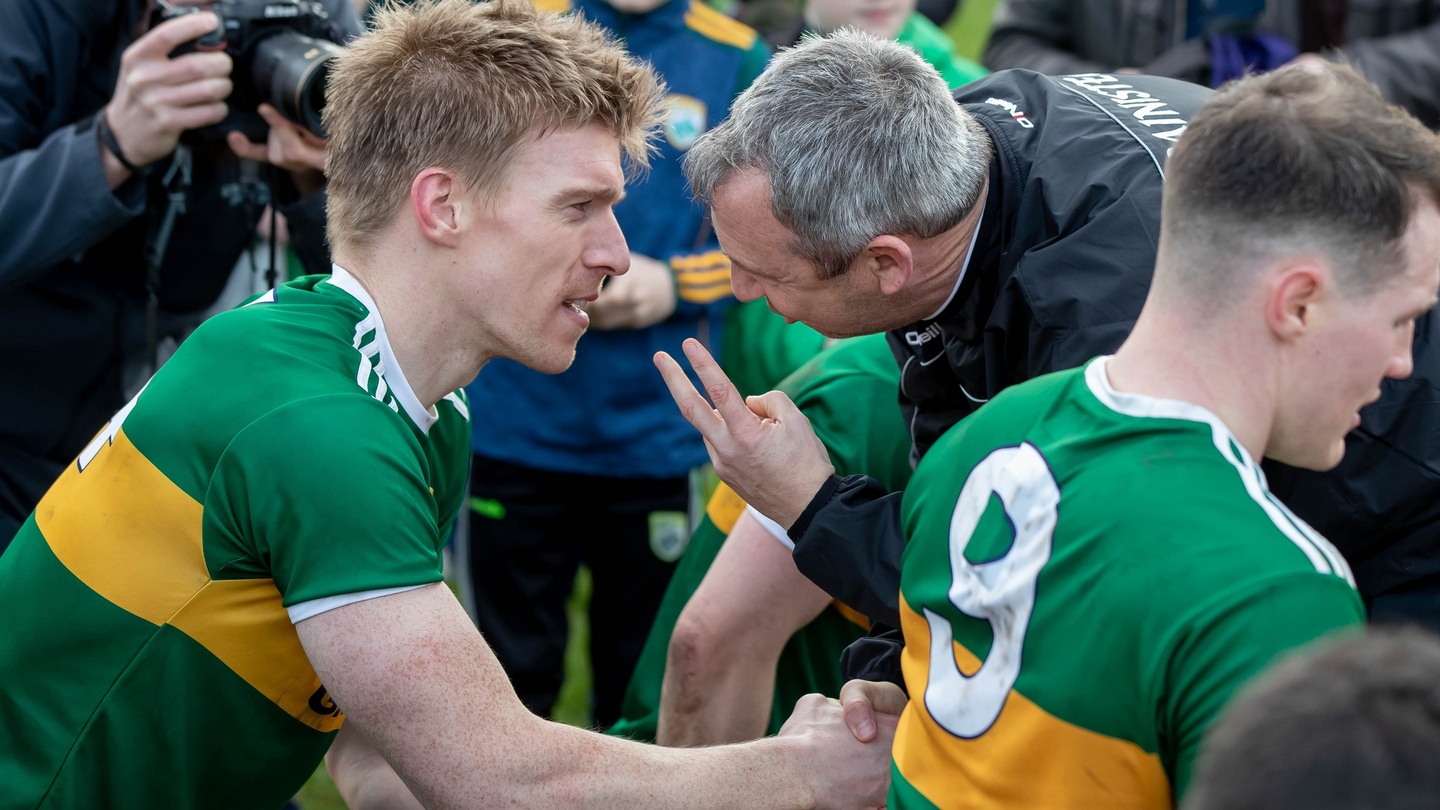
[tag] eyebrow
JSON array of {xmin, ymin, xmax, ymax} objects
[
  {"xmin": 728, "ymin": 256, "xmax": 770, "ymax": 280},
  {"xmin": 553, "ymin": 184, "xmax": 625, "ymax": 206}
]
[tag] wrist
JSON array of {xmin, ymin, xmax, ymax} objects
[
  {"xmin": 96, "ymin": 110, "xmax": 152, "ymax": 180},
  {"xmin": 753, "ymin": 735, "xmax": 820, "ymax": 809}
]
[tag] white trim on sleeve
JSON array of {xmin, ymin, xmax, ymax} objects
[
  {"xmin": 745, "ymin": 505, "xmax": 794, "ymax": 551},
  {"xmin": 287, "ymin": 583, "xmax": 430, "ymax": 624}
]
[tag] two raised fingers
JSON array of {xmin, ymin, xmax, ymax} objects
[{"xmin": 653, "ymin": 338, "xmax": 757, "ymax": 448}]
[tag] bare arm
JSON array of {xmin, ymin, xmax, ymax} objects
[
  {"xmin": 297, "ymin": 582, "xmax": 895, "ymax": 810},
  {"xmin": 659, "ymin": 511, "xmax": 833, "ymax": 746},
  {"xmin": 325, "ymin": 724, "xmax": 424, "ymax": 810}
]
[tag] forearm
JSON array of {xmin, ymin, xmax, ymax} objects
[
  {"xmin": 326, "ymin": 725, "xmax": 424, "ymax": 810},
  {"xmin": 515, "ymin": 717, "xmax": 814, "ymax": 809},
  {"xmin": 0, "ymin": 119, "xmax": 143, "ymax": 291},
  {"xmin": 301, "ymin": 584, "xmax": 842, "ymax": 810},
  {"xmin": 659, "ymin": 510, "xmax": 834, "ymax": 746},
  {"xmin": 658, "ymin": 637, "xmax": 779, "ymax": 746}
]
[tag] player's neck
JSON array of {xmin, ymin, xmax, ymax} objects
[
  {"xmin": 339, "ymin": 253, "xmax": 491, "ymax": 409},
  {"xmin": 1105, "ymin": 309, "xmax": 1275, "ymax": 463}
]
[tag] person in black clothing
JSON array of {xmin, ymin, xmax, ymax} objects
[
  {"xmin": 658, "ymin": 31, "xmax": 1440, "ymax": 685},
  {"xmin": 0, "ymin": 0, "xmax": 362, "ymax": 550}
]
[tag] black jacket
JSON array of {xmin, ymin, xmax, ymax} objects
[
  {"xmin": 0, "ymin": 0, "xmax": 361, "ymax": 542},
  {"xmin": 796, "ymin": 71, "xmax": 1440, "ymax": 684},
  {"xmin": 792, "ymin": 71, "xmax": 1209, "ymax": 641}
]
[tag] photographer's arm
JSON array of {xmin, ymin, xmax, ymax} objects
[{"xmin": 0, "ymin": 8, "xmax": 227, "ymax": 290}]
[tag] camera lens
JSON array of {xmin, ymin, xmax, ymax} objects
[{"xmin": 251, "ymin": 32, "xmax": 342, "ymax": 138}]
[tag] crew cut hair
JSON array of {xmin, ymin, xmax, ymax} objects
[
  {"xmin": 323, "ymin": 0, "xmax": 665, "ymax": 256},
  {"xmin": 1184, "ymin": 626, "xmax": 1440, "ymax": 810},
  {"xmin": 684, "ymin": 30, "xmax": 989, "ymax": 279},
  {"xmin": 1159, "ymin": 64, "xmax": 1440, "ymax": 304}
]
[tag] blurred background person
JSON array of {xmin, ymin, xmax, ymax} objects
[
  {"xmin": 984, "ymin": 0, "xmax": 1440, "ymax": 126},
  {"xmin": 0, "ymin": 0, "xmax": 362, "ymax": 549},
  {"xmin": 458, "ymin": 0, "xmax": 769, "ymax": 728}
]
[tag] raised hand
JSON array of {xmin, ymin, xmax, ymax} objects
[
  {"xmin": 654, "ymin": 338, "xmax": 834, "ymax": 529},
  {"xmin": 227, "ymin": 104, "xmax": 328, "ymax": 195},
  {"xmin": 103, "ymin": 11, "xmax": 233, "ymax": 170}
]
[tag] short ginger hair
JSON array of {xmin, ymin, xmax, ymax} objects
[{"xmin": 323, "ymin": 0, "xmax": 665, "ymax": 256}]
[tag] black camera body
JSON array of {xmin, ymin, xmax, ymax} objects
[{"xmin": 157, "ymin": 0, "xmax": 342, "ymax": 142}]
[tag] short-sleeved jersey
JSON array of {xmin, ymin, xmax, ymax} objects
[
  {"xmin": 609, "ymin": 335, "xmax": 910, "ymax": 740},
  {"xmin": 892, "ymin": 358, "xmax": 1364, "ymax": 809},
  {"xmin": 0, "ymin": 270, "xmax": 470, "ymax": 810}
]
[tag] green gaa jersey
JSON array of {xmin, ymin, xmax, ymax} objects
[
  {"xmin": 893, "ymin": 358, "xmax": 1364, "ymax": 809},
  {"xmin": 0, "ymin": 269, "xmax": 470, "ymax": 809},
  {"xmin": 610, "ymin": 334, "xmax": 911, "ymax": 740}
]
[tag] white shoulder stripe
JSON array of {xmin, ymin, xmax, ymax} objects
[{"xmin": 1085, "ymin": 359, "xmax": 1354, "ymax": 584}]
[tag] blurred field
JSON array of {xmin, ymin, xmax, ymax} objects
[{"xmin": 297, "ymin": 567, "xmax": 595, "ymax": 808}]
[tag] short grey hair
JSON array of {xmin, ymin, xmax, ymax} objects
[{"xmin": 684, "ymin": 30, "xmax": 990, "ymax": 279}]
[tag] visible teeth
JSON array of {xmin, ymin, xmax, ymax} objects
[{"xmin": 566, "ymin": 300, "xmax": 586, "ymax": 313}]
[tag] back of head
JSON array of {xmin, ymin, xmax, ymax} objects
[
  {"xmin": 684, "ymin": 30, "xmax": 988, "ymax": 279},
  {"xmin": 1185, "ymin": 626, "xmax": 1440, "ymax": 810},
  {"xmin": 1158, "ymin": 64, "xmax": 1440, "ymax": 310},
  {"xmin": 323, "ymin": 0, "xmax": 665, "ymax": 258}
]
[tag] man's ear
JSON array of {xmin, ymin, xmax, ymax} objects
[
  {"xmin": 411, "ymin": 168, "xmax": 464, "ymax": 248},
  {"xmin": 1265, "ymin": 259, "xmax": 1328, "ymax": 341},
  {"xmin": 861, "ymin": 235, "xmax": 914, "ymax": 296}
]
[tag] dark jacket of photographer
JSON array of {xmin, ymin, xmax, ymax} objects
[{"xmin": 0, "ymin": 0, "xmax": 362, "ymax": 548}]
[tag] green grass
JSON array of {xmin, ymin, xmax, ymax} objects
[{"xmin": 297, "ymin": 566, "xmax": 596, "ymax": 807}]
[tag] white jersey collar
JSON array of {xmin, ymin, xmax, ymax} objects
[
  {"xmin": 325, "ymin": 264, "xmax": 439, "ymax": 434},
  {"xmin": 1084, "ymin": 356, "xmax": 1252, "ymax": 465}
]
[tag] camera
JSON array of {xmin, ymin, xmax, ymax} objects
[{"xmin": 156, "ymin": 0, "xmax": 343, "ymax": 141}]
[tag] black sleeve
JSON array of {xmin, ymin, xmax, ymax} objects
[
  {"xmin": 840, "ymin": 626, "xmax": 906, "ymax": 689},
  {"xmin": 789, "ymin": 474, "xmax": 905, "ymax": 629}
]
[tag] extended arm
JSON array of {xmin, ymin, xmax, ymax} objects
[
  {"xmin": 658, "ymin": 510, "xmax": 833, "ymax": 746},
  {"xmin": 298, "ymin": 582, "xmax": 896, "ymax": 809}
]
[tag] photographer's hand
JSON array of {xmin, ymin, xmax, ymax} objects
[
  {"xmin": 101, "ymin": 11, "xmax": 233, "ymax": 189},
  {"xmin": 227, "ymin": 104, "xmax": 328, "ymax": 197}
]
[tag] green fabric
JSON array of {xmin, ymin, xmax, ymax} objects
[
  {"xmin": 610, "ymin": 334, "xmax": 912, "ymax": 741},
  {"xmin": 897, "ymin": 12, "xmax": 989, "ymax": 88},
  {"xmin": 941, "ymin": 0, "xmax": 1001, "ymax": 62},
  {"xmin": 0, "ymin": 273, "xmax": 470, "ymax": 808},
  {"xmin": 720, "ymin": 298, "xmax": 828, "ymax": 397},
  {"xmin": 892, "ymin": 360, "xmax": 1365, "ymax": 808}
]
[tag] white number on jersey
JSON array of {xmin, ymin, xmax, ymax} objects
[{"xmin": 923, "ymin": 442, "xmax": 1058, "ymax": 738}]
